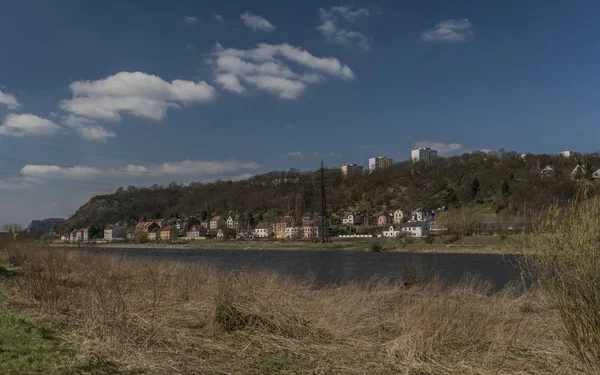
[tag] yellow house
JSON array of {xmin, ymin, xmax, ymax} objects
[
  {"xmin": 273, "ymin": 216, "xmax": 295, "ymax": 239},
  {"xmin": 160, "ymin": 226, "xmax": 178, "ymax": 240}
]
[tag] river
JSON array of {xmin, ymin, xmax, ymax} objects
[{"xmin": 82, "ymin": 247, "xmax": 522, "ymax": 292}]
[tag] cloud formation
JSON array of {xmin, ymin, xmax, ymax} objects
[
  {"xmin": 0, "ymin": 88, "xmax": 19, "ymax": 109},
  {"xmin": 63, "ymin": 115, "xmax": 116, "ymax": 142},
  {"xmin": 414, "ymin": 141, "xmax": 464, "ymax": 156},
  {"xmin": 0, "ymin": 114, "xmax": 59, "ymax": 137},
  {"xmin": 288, "ymin": 151, "xmax": 304, "ymax": 158},
  {"xmin": 285, "ymin": 123, "xmax": 295, "ymax": 130},
  {"xmin": 211, "ymin": 43, "xmax": 354, "ymax": 99},
  {"xmin": 419, "ymin": 19, "xmax": 473, "ymax": 42},
  {"xmin": 317, "ymin": 5, "xmax": 371, "ymax": 51},
  {"xmin": 211, "ymin": 12, "xmax": 223, "ymax": 22},
  {"xmin": 61, "ymin": 72, "xmax": 215, "ymax": 122},
  {"xmin": 183, "ymin": 16, "xmax": 198, "ymax": 23},
  {"xmin": 240, "ymin": 12, "xmax": 275, "ymax": 32},
  {"xmin": 20, "ymin": 160, "xmax": 261, "ymax": 180}
]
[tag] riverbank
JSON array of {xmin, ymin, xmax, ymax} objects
[
  {"xmin": 52, "ymin": 234, "xmax": 523, "ymax": 254},
  {"xmin": 0, "ymin": 245, "xmax": 577, "ymax": 374}
]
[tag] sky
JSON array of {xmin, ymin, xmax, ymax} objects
[{"xmin": 1, "ymin": 0, "xmax": 599, "ymax": 226}]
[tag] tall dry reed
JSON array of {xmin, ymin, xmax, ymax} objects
[{"xmin": 2, "ymin": 245, "xmax": 576, "ymax": 374}]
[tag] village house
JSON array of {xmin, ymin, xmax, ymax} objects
[
  {"xmin": 393, "ymin": 210, "xmax": 408, "ymax": 224},
  {"xmin": 160, "ymin": 226, "xmax": 178, "ymax": 240},
  {"xmin": 383, "ymin": 225, "xmax": 401, "ymax": 237},
  {"xmin": 254, "ymin": 222, "xmax": 272, "ymax": 238},
  {"xmin": 135, "ymin": 221, "xmax": 159, "ymax": 234},
  {"xmin": 217, "ymin": 228, "xmax": 225, "ymax": 240},
  {"xmin": 187, "ymin": 225, "xmax": 207, "ymax": 239},
  {"xmin": 273, "ymin": 216, "xmax": 295, "ymax": 239},
  {"xmin": 571, "ymin": 165, "xmax": 587, "ymax": 180},
  {"xmin": 226, "ymin": 216, "xmax": 239, "ymax": 230},
  {"xmin": 210, "ymin": 216, "xmax": 225, "ymax": 230},
  {"xmin": 75, "ymin": 227, "xmax": 89, "ymax": 241},
  {"xmin": 541, "ymin": 165, "xmax": 555, "ymax": 177},
  {"xmin": 60, "ymin": 233, "xmax": 69, "ymax": 241},
  {"xmin": 302, "ymin": 220, "xmax": 319, "ymax": 239},
  {"xmin": 593, "ymin": 169, "xmax": 600, "ymax": 180},
  {"xmin": 285, "ymin": 226, "xmax": 301, "ymax": 239},
  {"xmin": 342, "ymin": 213, "xmax": 363, "ymax": 226},
  {"xmin": 377, "ymin": 213, "xmax": 392, "ymax": 227},
  {"xmin": 411, "ymin": 209, "xmax": 435, "ymax": 222},
  {"xmin": 104, "ymin": 224, "xmax": 120, "ymax": 241},
  {"xmin": 148, "ymin": 228, "xmax": 160, "ymax": 241},
  {"xmin": 200, "ymin": 221, "xmax": 208, "ymax": 229},
  {"xmin": 69, "ymin": 229, "xmax": 77, "ymax": 242},
  {"xmin": 401, "ymin": 222, "xmax": 429, "ymax": 238},
  {"xmin": 153, "ymin": 219, "xmax": 167, "ymax": 228}
]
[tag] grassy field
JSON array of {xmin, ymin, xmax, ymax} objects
[
  {"xmin": 54, "ymin": 234, "xmax": 524, "ymax": 254},
  {"xmin": 0, "ymin": 245, "xmax": 580, "ymax": 374}
]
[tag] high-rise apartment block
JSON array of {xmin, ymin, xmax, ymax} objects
[
  {"xmin": 368, "ymin": 156, "xmax": 393, "ymax": 172},
  {"xmin": 341, "ymin": 164, "xmax": 364, "ymax": 176},
  {"xmin": 411, "ymin": 148, "xmax": 438, "ymax": 164}
]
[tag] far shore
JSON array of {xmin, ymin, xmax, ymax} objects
[{"xmin": 50, "ymin": 235, "xmax": 523, "ymax": 254}]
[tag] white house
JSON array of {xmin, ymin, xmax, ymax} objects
[
  {"xmin": 217, "ymin": 229, "xmax": 225, "ymax": 240},
  {"xmin": 285, "ymin": 226, "xmax": 301, "ymax": 239},
  {"xmin": 541, "ymin": 165, "xmax": 555, "ymax": 177},
  {"xmin": 558, "ymin": 151, "xmax": 572, "ymax": 158},
  {"xmin": 393, "ymin": 210, "xmax": 407, "ymax": 224},
  {"xmin": 411, "ymin": 147, "xmax": 438, "ymax": 164},
  {"xmin": 226, "ymin": 215, "xmax": 240, "ymax": 230},
  {"xmin": 69, "ymin": 230, "xmax": 77, "ymax": 242},
  {"xmin": 210, "ymin": 216, "xmax": 224, "ymax": 230},
  {"xmin": 401, "ymin": 222, "xmax": 428, "ymax": 238},
  {"xmin": 187, "ymin": 225, "xmax": 207, "ymax": 239},
  {"xmin": 254, "ymin": 223, "xmax": 273, "ymax": 238},
  {"xmin": 104, "ymin": 224, "xmax": 120, "ymax": 241},
  {"xmin": 571, "ymin": 165, "xmax": 587, "ymax": 180},
  {"xmin": 411, "ymin": 209, "xmax": 435, "ymax": 222},
  {"xmin": 383, "ymin": 225, "xmax": 401, "ymax": 237},
  {"xmin": 593, "ymin": 169, "xmax": 600, "ymax": 180},
  {"xmin": 342, "ymin": 214, "xmax": 363, "ymax": 226},
  {"xmin": 75, "ymin": 227, "xmax": 89, "ymax": 241},
  {"xmin": 302, "ymin": 221, "xmax": 319, "ymax": 239}
]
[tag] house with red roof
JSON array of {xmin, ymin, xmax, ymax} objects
[
  {"xmin": 210, "ymin": 216, "xmax": 224, "ymax": 230},
  {"xmin": 75, "ymin": 227, "xmax": 89, "ymax": 241},
  {"xmin": 104, "ymin": 224, "xmax": 120, "ymax": 241}
]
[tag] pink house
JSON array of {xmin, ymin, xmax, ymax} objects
[{"xmin": 377, "ymin": 213, "xmax": 391, "ymax": 227}]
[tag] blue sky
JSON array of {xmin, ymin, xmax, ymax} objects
[{"xmin": 1, "ymin": 0, "xmax": 599, "ymax": 226}]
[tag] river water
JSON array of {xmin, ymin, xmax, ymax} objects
[{"xmin": 83, "ymin": 247, "xmax": 522, "ymax": 292}]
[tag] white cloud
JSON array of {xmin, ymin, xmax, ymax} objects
[
  {"xmin": 211, "ymin": 12, "xmax": 224, "ymax": 22},
  {"xmin": 60, "ymin": 71, "xmax": 215, "ymax": 123},
  {"xmin": 210, "ymin": 43, "xmax": 354, "ymax": 99},
  {"xmin": 186, "ymin": 43, "xmax": 197, "ymax": 50},
  {"xmin": 215, "ymin": 73, "xmax": 246, "ymax": 94},
  {"xmin": 20, "ymin": 160, "xmax": 261, "ymax": 180},
  {"xmin": 183, "ymin": 16, "xmax": 198, "ymax": 23},
  {"xmin": 419, "ymin": 19, "xmax": 473, "ymax": 42},
  {"xmin": 285, "ymin": 124, "xmax": 295, "ymax": 130},
  {"xmin": 240, "ymin": 12, "xmax": 275, "ymax": 32},
  {"xmin": 414, "ymin": 141, "xmax": 464, "ymax": 156},
  {"xmin": 63, "ymin": 115, "xmax": 116, "ymax": 142},
  {"xmin": 0, "ymin": 114, "xmax": 59, "ymax": 137},
  {"xmin": 0, "ymin": 88, "xmax": 19, "ymax": 109},
  {"xmin": 317, "ymin": 5, "xmax": 371, "ymax": 51},
  {"xmin": 288, "ymin": 151, "xmax": 304, "ymax": 158}
]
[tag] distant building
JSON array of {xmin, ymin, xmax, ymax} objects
[
  {"xmin": 558, "ymin": 151, "xmax": 572, "ymax": 158},
  {"xmin": 254, "ymin": 222, "xmax": 272, "ymax": 238},
  {"xmin": 285, "ymin": 226, "xmax": 301, "ymax": 239},
  {"xmin": 377, "ymin": 213, "xmax": 391, "ymax": 227},
  {"xmin": 341, "ymin": 164, "xmax": 364, "ymax": 176},
  {"xmin": 571, "ymin": 165, "xmax": 587, "ymax": 180},
  {"xmin": 210, "ymin": 216, "xmax": 224, "ymax": 230},
  {"xmin": 187, "ymin": 225, "xmax": 207, "ymax": 239},
  {"xmin": 104, "ymin": 224, "xmax": 120, "ymax": 241},
  {"xmin": 541, "ymin": 165, "xmax": 555, "ymax": 177},
  {"xmin": 368, "ymin": 156, "xmax": 393, "ymax": 172},
  {"xmin": 160, "ymin": 226, "xmax": 178, "ymax": 240},
  {"xmin": 148, "ymin": 229, "xmax": 159, "ymax": 241},
  {"xmin": 75, "ymin": 227, "xmax": 89, "ymax": 241},
  {"xmin": 302, "ymin": 221, "xmax": 319, "ymax": 239},
  {"xmin": 593, "ymin": 169, "xmax": 600, "ymax": 180},
  {"xmin": 393, "ymin": 210, "xmax": 407, "ymax": 224},
  {"xmin": 411, "ymin": 148, "xmax": 438, "ymax": 164},
  {"xmin": 383, "ymin": 225, "xmax": 401, "ymax": 237},
  {"xmin": 411, "ymin": 208, "xmax": 435, "ymax": 222},
  {"xmin": 273, "ymin": 216, "xmax": 295, "ymax": 239},
  {"xmin": 342, "ymin": 213, "xmax": 363, "ymax": 226},
  {"xmin": 401, "ymin": 222, "xmax": 429, "ymax": 238}
]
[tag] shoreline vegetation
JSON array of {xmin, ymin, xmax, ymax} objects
[
  {"xmin": 0, "ymin": 245, "xmax": 577, "ymax": 374},
  {"xmin": 49, "ymin": 234, "xmax": 523, "ymax": 254}
]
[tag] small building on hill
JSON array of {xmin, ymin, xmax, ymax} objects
[{"xmin": 160, "ymin": 226, "xmax": 178, "ymax": 240}]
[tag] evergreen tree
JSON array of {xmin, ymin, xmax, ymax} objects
[
  {"xmin": 471, "ymin": 178, "xmax": 480, "ymax": 198},
  {"xmin": 501, "ymin": 180, "xmax": 511, "ymax": 197}
]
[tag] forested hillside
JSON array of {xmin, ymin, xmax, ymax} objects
[{"xmin": 56, "ymin": 151, "xmax": 600, "ymax": 232}]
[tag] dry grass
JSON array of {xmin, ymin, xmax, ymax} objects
[{"xmin": 1, "ymin": 244, "xmax": 579, "ymax": 375}]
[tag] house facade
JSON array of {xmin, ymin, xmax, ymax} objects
[
  {"xmin": 148, "ymin": 229, "xmax": 159, "ymax": 241},
  {"xmin": 104, "ymin": 224, "xmax": 119, "ymax": 241},
  {"xmin": 411, "ymin": 209, "xmax": 435, "ymax": 222},
  {"xmin": 187, "ymin": 225, "xmax": 207, "ymax": 239},
  {"xmin": 393, "ymin": 210, "xmax": 407, "ymax": 224},
  {"xmin": 541, "ymin": 165, "xmax": 555, "ymax": 177},
  {"xmin": 210, "ymin": 216, "xmax": 224, "ymax": 230},
  {"xmin": 383, "ymin": 225, "xmax": 401, "ymax": 237},
  {"xmin": 411, "ymin": 147, "xmax": 438, "ymax": 164},
  {"xmin": 160, "ymin": 226, "xmax": 178, "ymax": 240},
  {"xmin": 342, "ymin": 214, "xmax": 363, "ymax": 226},
  {"xmin": 401, "ymin": 222, "xmax": 428, "ymax": 238},
  {"xmin": 285, "ymin": 226, "xmax": 301, "ymax": 239},
  {"xmin": 254, "ymin": 222, "xmax": 272, "ymax": 238},
  {"xmin": 368, "ymin": 156, "xmax": 393, "ymax": 172},
  {"xmin": 217, "ymin": 229, "xmax": 225, "ymax": 240},
  {"xmin": 377, "ymin": 213, "xmax": 391, "ymax": 227},
  {"xmin": 302, "ymin": 221, "xmax": 319, "ymax": 239},
  {"xmin": 273, "ymin": 216, "xmax": 294, "ymax": 239},
  {"xmin": 135, "ymin": 221, "xmax": 159, "ymax": 234},
  {"xmin": 341, "ymin": 164, "xmax": 364, "ymax": 176},
  {"xmin": 75, "ymin": 227, "xmax": 89, "ymax": 241}
]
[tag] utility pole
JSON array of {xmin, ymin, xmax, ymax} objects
[{"xmin": 320, "ymin": 160, "xmax": 329, "ymax": 243}]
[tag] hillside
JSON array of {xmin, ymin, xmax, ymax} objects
[
  {"xmin": 56, "ymin": 151, "xmax": 600, "ymax": 232},
  {"xmin": 25, "ymin": 218, "xmax": 64, "ymax": 233}
]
